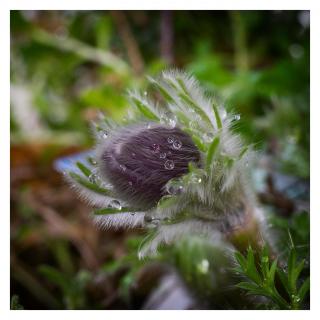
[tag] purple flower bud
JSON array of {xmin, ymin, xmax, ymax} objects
[{"xmin": 97, "ymin": 124, "xmax": 201, "ymax": 208}]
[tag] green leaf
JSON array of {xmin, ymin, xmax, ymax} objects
[
  {"xmin": 239, "ymin": 146, "xmax": 249, "ymax": 159},
  {"xmin": 131, "ymin": 96, "xmax": 159, "ymax": 121},
  {"xmin": 298, "ymin": 277, "xmax": 310, "ymax": 302},
  {"xmin": 234, "ymin": 251, "xmax": 247, "ymax": 270},
  {"xmin": 157, "ymin": 195, "xmax": 178, "ymax": 209},
  {"xmin": 206, "ymin": 136, "xmax": 220, "ymax": 170},
  {"xmin": 39, "ymin": 265, "xmax": 69, "ymax": 293},
  {"xmin": 76, "ymin": 161, "xmax": 91, "ymax": 177},
  {"xmin": 260, "ymin": 246, "xmax": 269, "ymax": 279},
  {"xmin": 94, "ymin": 206, "xmax": 135, "ymax": 215},
  {"xmin": 68, "ymin": 172, "xmax": 112, "ymax": 195},
  {"xmin": 246, "ymin": 247, "xmax": 261, "ymax": 284},
  {"xmin": 212, "ymin": 104, "xmax": 222, "ymax": 129},
  {"xmin": 148, "ymin": 76, "xmax": 174, "ymax": 103},
  {"xmin": 268, "ymin": 260, "xmax": 278, "ymax": 285},
  {"xmin": 11, "ymin": 295, "xmax": 24, "ymax": 310},
  {"xmin": 178, "ymin": 92, "xmax": 213, "ymax": 127}
]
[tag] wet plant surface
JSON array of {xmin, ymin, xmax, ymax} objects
[{"xmin": 10, "ymin": 11, "xmax": 309, "ymax": 309}]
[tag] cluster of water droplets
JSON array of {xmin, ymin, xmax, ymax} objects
[
  {"xmin": 149, "ymin": 136, "xmax": 183, "ymax": 171},
  {"xmin": 88, "ymin": 167, "xmax": 113, "ymax": 190},
  {"xmin": 160, "ymin": 111, "xmax": 177, "ymax": 129}
]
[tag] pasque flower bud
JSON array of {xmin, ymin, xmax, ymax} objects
[
  {"xmin": 66, "ymin": 69, "xmax": 268, "ymax": 258},
  {"xmin": 97, "ymin": 123, "xmax": 201, "ymax": 209}
]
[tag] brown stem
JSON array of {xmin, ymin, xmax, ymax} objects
[{"xmin": 111, "ymin": 11, "xmax": 144, "ymax": 76}]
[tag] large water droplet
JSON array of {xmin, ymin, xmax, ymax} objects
[
  {"xmin": 167, "ymin": 136, "xmax": 174, "ymax": 144},
  {"xmin": 190, "ymin": 174, "xmax": 202, "ymax": 184},
  {"xmin": 109, "ymin": 199, "xmax": 122, "ymax": 210},
  {"xmin": 166, "ymin": 181, "xmax": 184, "ymax": 195},
  {"xmin": 172, "ymin": 139, "xmax": 182, "ymax": 150},
  {"xmin": 164, "ymin": 160, "xmax": 174, "ymax": 170},
  {"xmin": 89, "ymin": 173, "xmax": 100, "ymax": 184}
]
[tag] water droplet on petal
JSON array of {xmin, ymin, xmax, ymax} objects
[
  {"xmin": 167, "ymin": 136, "xmax": 174, "ymax": 144},
  {"xmin": 128, "ymin": 181, "xmax": 133, "ymax": 186},
  {"xmin": 119, "ymin": 164, "xmax": 127, "ymax": 172},
  {"xmin": 109, "ymin": 199, "xmax": 122, "ymax": 210},
  {"xmin": 152, "ymin": 143, "xmax": 161, "ymax": 153},
  {"xmin": 99, "ymin": 130, "xmax": 108, "ymax": 139},
  {"xmin": 164, "ymin": 160, "xmax": 174, "ymax": 170},
  {"xmin": 159, "ymin": 152, "xmax": 166, "ymax": 159},
  {"xmin": 131, "ymin": 152, "xmax": 136, "ymax": 158},
  {"xmin": 172, "ymin": 139, "xmax": 182, "ymax": 150}
]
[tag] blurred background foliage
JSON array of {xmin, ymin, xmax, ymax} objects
[{"xmin": 10, "ymin": 10, "xmax": 309, "ymax": 309}]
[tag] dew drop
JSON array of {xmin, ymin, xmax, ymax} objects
[
  {"xmin": 99, "ymin": 130, "xmax": 108, "ymax": 139},
  {"xmin": 131, "ymin": 152, "xmax": 136, "ymax": 158},
  {"xmin": 168, "ymin": 116, "xmax": 177, "ymax": 128},
  {"xmin": 109, "ymin": 199, "xmax": 122, "ymax": 210},
  {"xmin": 203, "ymin": 133, "xmax": 214, "ymax": 143},
  {"xmin": 128, "ymin": 181, "xmax": 133, "ymax": 186},
  {"xmin": 91, "ymin": 159, "xmax": 97, "ymax": 165},
  {"xmin": 119, "ymin": 164, "xmax": 127, "ymax": 172},
  {"xmin": 172, "ymin": 139, "xmax": 182, "ymax": 150},
  {"xmin": 166, "ymin": 183, "xmax": 184, "ymax": 195},
  {"xmin": 167, "ymin": 136, "xmax": 174, "ymax": 144},
  {"xmin": 164, "ymin": 160, "xmax": 174, "ymax": 170},
  {"xmin": 197, "ymin": 259, "xmax": 210, "ymax": 274},
  {"xmin": 159, "ymin": 152, "xmax": 166, "ymax": 159},
  {"xmin": 233, "ymin": 114, "xmax": 241, "ymax": 121},
  {"xmin": 89, "ymin": 173, "xmax": 99, "ymax": 184},
  {"xmin": 152, "ymin": 143, "xmax": 161, "ymax": 153},
  {"xmin": 190, "ymin": 174, "xmax": 202, "ymax": 184},
  {"xmin": 221, "ymin": 108, "xmax": 227, "ymax": 120}
]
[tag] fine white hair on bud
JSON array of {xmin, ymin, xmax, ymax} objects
[{"xmin": 65, "ymin": 69, "xmax": 264, "ymax": 258}]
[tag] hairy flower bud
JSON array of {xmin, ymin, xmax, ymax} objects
[{"xmin": 96, "ymin": 123, "xmax": 201, "ymax": 208}]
